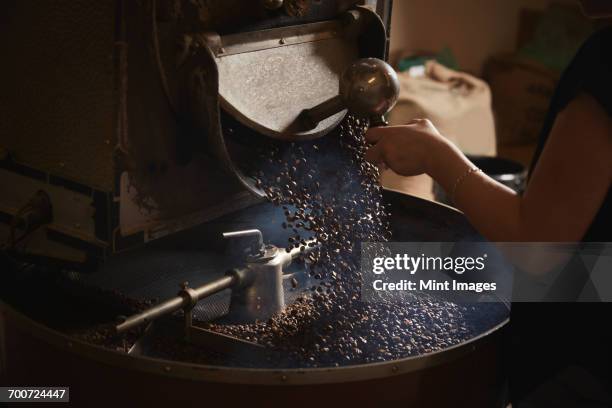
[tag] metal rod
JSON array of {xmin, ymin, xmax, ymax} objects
[
  {"xmin": 299, "ymin": 95, "xmax": 345, "ymax": 130},
  {"xmin": 222, "ymin": 229, "xmax": 262, "ymax": 242},
  {"xmin": 192, "ymin": 275, "xmax": 237, "ymax": 299},
  {"xmin": 115, "ymin": 275, "xmax": 237, "ymax": 333},
  {"xmin": 288, "ymin": 238, "xmax": 318, "ymax": 259}
]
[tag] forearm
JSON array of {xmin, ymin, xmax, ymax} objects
[
  {"xmin": 427, "ymin": 140, "xmax": 523, "ymax": 241},
  {"xmin": 366, "ymin": 96, "xmax": 611, "ymax": 243}
]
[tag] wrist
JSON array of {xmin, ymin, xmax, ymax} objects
[
  {"xmin": 426, "ymin": 137, "xmax": 473, "ymax": 193},
  {"xmin": 425, "ymin": 136, "xmax": 454, "ymax": 177}
]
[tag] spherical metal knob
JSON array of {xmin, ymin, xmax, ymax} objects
[
  {"xmin": 299, "ymin": 58, "xmax": 400, "ymax": 131},
  {"xmin": 339, "ymin": 58, "xmax": 400, "ymax": 117},
  {"xmin": 261, "ymin": 0, "xmax": 284, "ymax": 10}
]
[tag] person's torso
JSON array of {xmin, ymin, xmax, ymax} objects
[{"xmin": 529, "ymin": 26, "xmax": 612, "ymax": 242}]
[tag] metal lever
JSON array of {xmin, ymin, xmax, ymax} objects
[
  {"xmin": 223, "ymin": 229, "xmax": 265, "ymax": 257},
  {"xmin": 115, "ymin": 231, "xmax": 319, "ymax": 332},
  {"xmin": 300, "ymin": 58, "xmax": 400, "ymax": 130},
  {"xmin": 115, "ymin": 275, "xmax": 238, "ymax": 333}
]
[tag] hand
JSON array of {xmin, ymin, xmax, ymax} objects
[{"xmin": 364, "ymin": 119, "xmax": 449, "ymax": 177}]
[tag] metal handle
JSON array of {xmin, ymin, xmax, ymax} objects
[
  {"xmin": 261, "ymin": 0, "xmax": 284, "ymax": 10},
  {"xmin": 287, "ymin": 238, "xmax": 318, "ymax": 260},
  {"xmin": 115, "ymin": 275, "xmax": 237, "ymax": 333},
  {"xmin": 299, "ymin": 58, "xmax": 399, "ymax": 130},
  {"xmin": 299, "ymin": 95, "xmax": 345, "ymax": 130},
  {"xmin": 223, "ymin": 229, "xmax": 265, "ymax": 256}
]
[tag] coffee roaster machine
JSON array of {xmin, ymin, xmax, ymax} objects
[{"xmin": 0, "ymin": 1, "xmax": 509, "ymax": 406}]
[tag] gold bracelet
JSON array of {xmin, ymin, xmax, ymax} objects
[{"xmin": 451, "ymin": 167, "xmax": 481, "ymax": 202}]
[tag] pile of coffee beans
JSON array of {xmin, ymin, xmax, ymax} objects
[{"xmin": 204, "ymin": 115, "xmax": 507, "ymax": 368}]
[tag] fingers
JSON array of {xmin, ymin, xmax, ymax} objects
[
  {"xmin": 364, "ymin": 140, "xmax": 381, "ymax": 162},
  {"xmin": 364, "ymin": 140, "xmax": 386, "ymax": 167},
  {"xmin": 406, "ymin": 118, "xmax": 430, "ymax": 126},
  {"xmin": 364, "ymin": 126, "xmax": 386, "ymax": 144},
  {"xmin": 365, "ymin": 124, "xmax": 414, "ymax": 144}
]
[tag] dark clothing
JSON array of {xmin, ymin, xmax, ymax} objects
[
  {"xmin": 510, "ymin": 27, "xmax": 612, "ymax": 404},
  {"xmin": 529, "ymin": 26, "xmax": 612, "ymax": 241}
]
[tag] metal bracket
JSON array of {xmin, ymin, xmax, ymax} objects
[
  {"xmin": 222, "ymin": 229, "xmax": 265, "ymax": 257},
  {"xmin": 178, "ymin": 281, "xmax": 264, "ymax": 355}
]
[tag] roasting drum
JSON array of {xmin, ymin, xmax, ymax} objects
[{"xmin": 1, "ymin": 192, "xmax": 509, "ymax": 407}]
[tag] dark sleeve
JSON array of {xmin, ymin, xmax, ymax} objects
[
  {"xmin": 577, "ymin": 28, "xmax": 612, "ymax": 117},
  {"xmin": 528, "ymin": 28, "xmax": 612, "ymax": 175}
]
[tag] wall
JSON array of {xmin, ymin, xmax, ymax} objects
[{"xmin": 389, "ymin": 0, "xmax": 575, "ymax": 74}]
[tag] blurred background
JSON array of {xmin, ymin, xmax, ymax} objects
[{"xmin": 382, "ymin": 0, "xmax": 608, "ymax": 202}]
